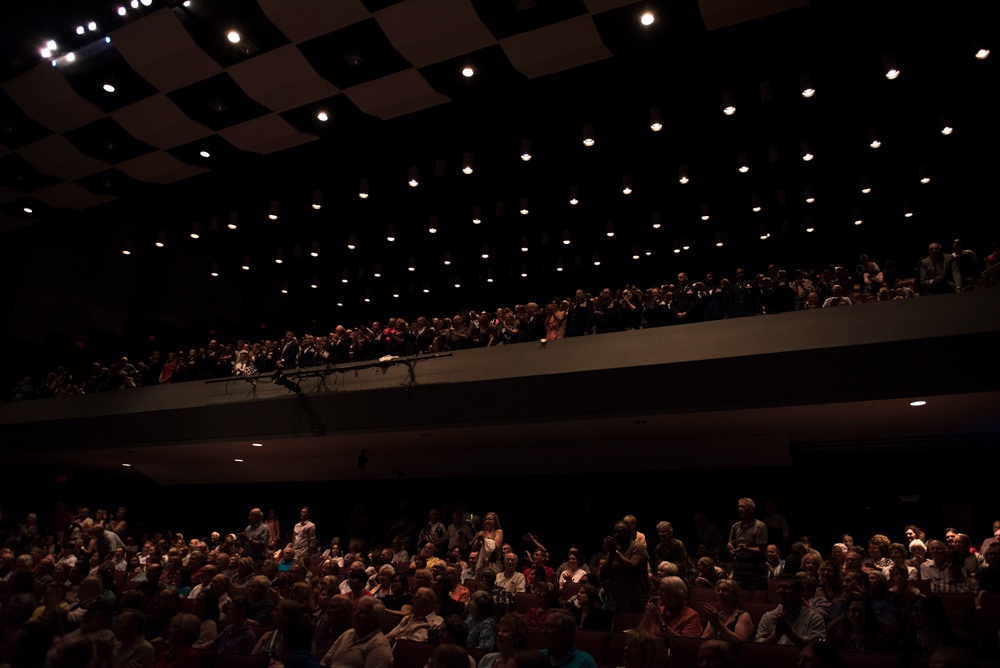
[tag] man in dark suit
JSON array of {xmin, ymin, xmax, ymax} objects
[
  {"xmin": 919, "ymin": 242, "xmax": 959, "ymax": 295},
  {"xmin": 276, "ymin": 330, "xmax": 299, "ymax": 369}
]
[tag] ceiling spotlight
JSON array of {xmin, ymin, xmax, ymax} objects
[
  {"xmin": 700, "ymin": 204, "xmax": 710, "ymax": 221},
  {"xmin": 520, "ymin": 138, "xmax": 532, "ymax": 161},
  {"xmin": 227, "ymin": 212, "xmax": 238, "ymax": 230},
  {"xmin": 341, "ymin": 270, "xmax": 349, "ymax": 284},
  {"xmin": 521, "ymin": 265, "xmax": 528, "ymax": 277},
  {"xmin": 519, "ymin": 196, "xmax": 529, "ymax": 215},
  {"xmin": 46, "ymin": 40, "xmax": 57, "ymax": 51},
  {"xmin": 122, "ymin": 239, "xmax": 133, "ymax": 255},
  {"xmin": 593, "ymin": 253, "xmax": 601, "ymax": 267},
  {"xmin": 801, "ymin": 140, "xmax": 814, "ymax": 161},
  {"xmin": 88, "ymin": 21, "xmax": 98, "ymax": 31},
  {"xmin": 23, "ymin": 206, "xmax": 33, "ymax": 214},
  {"xmin": 622, "ymin": 175, "xmax": 632, "ymax": 195},
  {"xmin": 737, "ymin": 152, "xmax": 749, "ymax": 173},
  {"xmin": 274, "ymin": 249, "xmax": 284, "ymax": 264},
  {"xmin": 189, "ymin": 221, "xmax": 201, "ymax": 239},
  {"xmin": 606, "ymin": 221, "xmax": 615, "ymax": 237},
  {"xmin": 751, "ymin": 194, "xmax": 762, "ymax": 212},
  {"xmin": 199, "ymin": 148, "xmax": 211, "ymax": 158},
  {"xmin": 131, "ymin": 0, "xmax": 139, "ymax": 8},
  {"xmin": 268, "ymin": 201, "xmax": 279, "ymax": 220},
  {"xmin": 804, "ymin": 185, "xmax": 815, "ymax": 204},
  {"xmin": 241, "ymin": 255, "xmax": 250, "ymax": 270},
  {"xmin": 65, "ymin": 52, "xmax": 76, "ymax": 63},
  {"xmin": 649, "ymin": 107, "xmax": 662, "ymax": 132},
  {"xmin": 640, "ymin": 10, "xmax": 655, "ymax": 25},
  {"xmin": 975, "ymin": 48, "xmax": 990, "ymax": 60},
  {"xmin": 632, "ymin": 246, "xmax": 641, "ymax": 260},
  {"xmin": 919, "ymin": 166, "xmax": 931, "ymax": 184},
  {"xmin": 721, "ymin": 89, "xmax": 736, "ymax": 115},
  {"xmin": 359, "ymin": 178, "xmax": 370, "ymax": 199},
  {"xmin": 316, "ymin": 111, "xmax": 329, "ymax": 122},
  {"xmin": 310, "ymin": 241, "xmax": 319, "ymax": 257},
  {"xmin": 569, "ymin": 186, "xmax": 579, "ymax": 205},
  {"xmin": 40, "ymin": 47, "xmax": 52, "ymax": 58},
  {"xmin": 443, "ymin": 250, "xmax": 452, "ymax": 266},
  {"xmin": 311, "ymin": 190, "xmax": 322, "ymax": 210},
  {"xmin": 387, "ymin": 225, "xmax": 396, "ymax": 242},
  {"xmin": 678, "ymin": 164, "xmax": 690, "ymax": 184},
  {"xmin": 651, "ymin": 212, "xmax": 661, "ymax": 229},
  {"xmin": 868, "ymin": 127, "xmax": 881, "ymax": 148},
  {"xmin": 118, "ymin": 6, "xmax": 127, "ymax": 15},
  {"xmin": 373, "ymin": 263, "xmax": 381, "ymax": 278},
  {"xmin": 800, "ymin": 71, "xmax": 816, "ymax": 97},
  {"xmin": 428, "ymin": 216, "xmax": 438, "ymax": 233},
  {"xmin": 155, "ymin": 230, "xmax": 166, "ymax": 247},
  {"xmin": 860, "ymin": 176, "xmax": 872, "ymax": 194},
  {"xmin": 472, "ymin": 206, "xmax": 482, "ymax": 224},
  {"xmin": 347, "ymin": 233, "xmax": 357, "ymax": 250},
  {"xmin": 408, "ymin": 165, "xmax": 419, "ymax": 187},
  {"xmin": 408, "ymin": 258, "xmax": 416, "ymax": 272},
  {"xmin": 210, "ymin": 262, "xmax": 220, "ymax": 277},
  {"xmin": 910, "ymin": 400, "xmax": 927, "ymax": 407},
  {"xmin": 461, "ymin": 64, "xmax": 475, "ymax": 78},
  {"xmin": 462, "ymin": 152, "xmax": 474, "ymax": 174},
  {"xmin": 562, "ymin": 229, "xmax": 571, "ymax": 245},
  {"xmin": 102, "ymin": 80, "xmax": 115, "ymax": 93},
  {"xmin": 940, "ymin": 115, "xmax": 954, "ymax": 135},
  {"xmin": 883, "ymin": 53, "xmax": 900, "ymax": 79},
  {"xmin": 77, "ymin": 26, "xmax": 86, "ymax": 35},
  {"xmin": 228, "ymin": 30, "xmax": 241, "ymax": 43},
  {"xmin": 140, "ymin": 0, "xmax": 152, "ymax": 5},
  {"xmin": 481, "ymin": 244, "xmax": 490, "ymax": 259},
  {"xmin": 520, "ymin": 237, "xmax": 529, "ymax": 252},
  {"xmin": 582, "ymin": 122, "xmax": 595, "ymax": 147}
]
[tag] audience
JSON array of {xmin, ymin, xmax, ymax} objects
[
  {"xmin": 2, "ymin": 494, "xmax": 998, "ymax": 667},
  {"xmin": 9, "ymin": 246, "xmax": 996, "ymax": 402}
]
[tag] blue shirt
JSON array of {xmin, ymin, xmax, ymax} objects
[{"xmin": 540, "ymin": 646, "xmax": 598, "ymax": 668}]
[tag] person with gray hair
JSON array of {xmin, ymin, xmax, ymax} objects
[
  {"xmin": 465, "ymin": 590, "xmax": 495, "ymax": 650},
  {"xmin": 320, "ymin": 597, "xmax": 392, "ymax": 668},
  {"xmin": 653, "ymin": 522, "xmax": 688, "ymax": 572},
  {"xmin": 728, "ymin": 498, "xmax": 768, "ymax": 591}
]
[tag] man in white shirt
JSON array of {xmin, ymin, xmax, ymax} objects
[{"xmin": 292, "ymin": 507, "xmax": 317, "ymax": 560}]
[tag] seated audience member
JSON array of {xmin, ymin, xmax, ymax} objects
[
  {"xmin": 693, "ymin": 556, "xmax": 723, "ymax": 589},
  {"xmin": 920, "ymin": 541, "xmax": 948, "ymax": 582},
  {"xmin": 465, "ymin": 590, "xmax": 496, "ymax": 651},
  {"xmin": 900, "ymin": 596, "xmax": 960, "ymax": 661},
  {"xmin": 215, "ymin": 595, "xmax": 257, "ymax": 654},
  {"xmin": 865, "ymin": 535, "xmax": 893, "ymax": 572},
  {"xmin": 313, "ymin": 594, "xmax": 352, "ymax": 659},
  {"xmin": 797, "ymin": 574, "xmax": 833, "ymax": 622},
  {"xmin": 384, "ymin": 587, "xmax": 442, "ymax": 645},
  {"xmin": 765, "ymin": 544, "xmax": 785, "ymax": 579},
  {"xmin": 153, "ymin": 613, "xmax": 200, "ymax": 668},
  {"xmin": 977, "ymin": 543, "xmax": 1000, "ymax": 594},
  {"xmin": 248, "ymin": 575, "xmax": 276, "ymax": 626},
  {"xmin": 539, "ymin": 609, "xmax": 597, "ymax": 668},
  {"xmin": 494, "ymin": 553, "xmax": 525, "ymax": 596},
  {"xmin": 641, "ymin": 576, "xmax": 702, "ymax": 639},
  {"xmin": 796, "ymin": 639, "xmax": 843, "ymax": 668},
  {"xmin": 931, "ymin": 549, "xmax": 979, "ymax": 594},
  {"xmin": 621, "ymin": 629, "xmax": 667, "ymax": 668},
  {"xmin": 702, "ymin": 579, "xmax": 754, "ymax": 642},
  {"xmin": 190, "ymin": 590, "xmax": 219, "ymax": 650},
  {"xmin": 281, "ymin": 617, "xmax": 321, "ymax": 668},
  {"xmin": 817, "ymin": 561, "xmax": 843, "ymax": 605},
  {"xmin": 829, "ymin": 595, "xmax": 890, "ymax": 651},
  {"xmin": 478, "ymin": 612, "xmax": 530, "ymax": 668},
  {"xmin": 319, "ymin": 597, "xmax": 392, "ymax": 668},
  {"xmin": 93, "ymin": 609, "xmax": 155, "ymax": 668},
  {"xmin": 253, "ymin": 600, "xmax": 305, "ymax": 663},
  {"xmin": 755, "ymin": 574, "xmax": 827, "ymax": 646},
  {"xmin": 570, "ymin": 584, "xmax": 612, "ymax": 632}
]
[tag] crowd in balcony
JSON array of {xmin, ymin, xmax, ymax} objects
[
  {"xmin": 1, "ymin": 496, "xmax": 997, "ymax": 668},
  {"xmin": 7, "ymin": 237, "xmax": 998, "ymax": 402}
]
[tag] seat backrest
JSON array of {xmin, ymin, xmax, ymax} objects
[
  {"xmin": 667, "ymin": 636, "xmax": 706, "ymax": 668},
  {"xmin": 612, "ymin": 611, "xmax": 645, "ymax": 633},
  {"xmin": 392, "ymin": 639, "xmax": 435, "ymax": 668},
  {"xmin": 573, "ymin": 630, "xmax": 610, "ymax": 665},
  {"xmin": 735, "ymin": 642, "xmax": 800, "ymax": 668}
]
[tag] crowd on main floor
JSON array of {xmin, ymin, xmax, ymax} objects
[{"xmin": 1, "ymin": 496, "xmax": 998, "ymax": 668}]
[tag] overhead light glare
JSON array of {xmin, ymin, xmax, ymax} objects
[
  {"xmin": 640, "ymin": 11, "xmax": 655, "ymax": 25},
  {"xmin": 461, "ymin": 64, "xmax": 474, "ymax": 78},
  {"xmin": 103, "ymin": 82, "xmax": 115, "ymax": 93},
  {"xmin": 65, "ymin": 52, "xmax": 76, "ymax": 62},
  {"xmin": 941, "ymin": 125, "xmax": 953, "ymax": 136},
  {"xmin": 88, "ymin": 21, "xmax": 98, "ymax": 31},
  {"xmin": 228, "ymin": 30, "xmax": 241, "ymax": 43},
  {"xmin": 975, "ymin": 48, "xmax": 990, "ymax": 60},
  {"xmin": 118, "ymin": 6, "xmax": 127, "ymax": 15},
  {"xmin": 77, "ymin": 26, "xmax": 86, "ymax": 35},
  {"xmin": 910, "ymin": 400, "xmax": 926, "ymax": 407},
  {"xmin": 316, "ymin": 111, "xmax": 328, "ymax": 122}
]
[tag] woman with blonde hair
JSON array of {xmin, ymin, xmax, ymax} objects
[
  {"xmin": 472, "ymin": 512, "xmax": 503, "ymax": 574},
  {"xmin": 702, "ymin": 579, "xmax": 753, "ymax": 642}
]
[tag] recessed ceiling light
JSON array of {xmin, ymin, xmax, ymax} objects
[
  {"xmin": 640, "ymin": 11, "xmax": 655, "ymax": 26},
  {"xmin": 199, "ymin": 149, "xmax": 210, "ymax": 158},
  {"xmin": 65, "ymin": 52, "xmax": 76, "ymax": 62},
  {"xmin": 122, "ymin": 463, "xmax": 131, "ymax": 467},
  {"xmin": 227, "ymin": 30, "xmax": 241, "ymax": 43},
  {"xmin": 46, "ymin": 40, "xmax": 57, "ymax": 50},
  {"xmin": 76, "ymin": 26, "xmax": 86, "ymax": 35},
  {"xmin": 316, "ymin": 111, "xmax": 328, "ymax": 122},
  {"xmin": 88, "ymin": 21, "xmax": 98, "ymax": 31},
  {"xmin": 975, "ymin": 48, "xmax": 990, "ymax": 60},
  {"xmin": 118, "ymin": 6, "xmax": 127, "ymax": 15},
  {"xmin": 461, "ymin": 65, "xmax": 474, "ymax": 78},
  {"xmin": 234, "ymin": 458, "xmax": 244, "ymax": 462},
  {"xmin": 103, "ymin": 82, "xmax": 115, "ymax": 93},
  {"xmin": 910, "ymin": 400, "xmax": 926, "ymax": 407}
]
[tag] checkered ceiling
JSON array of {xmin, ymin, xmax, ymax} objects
[{"xmin": 0, "ymin": 0, "xmax": 995, "ymax": 341}]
